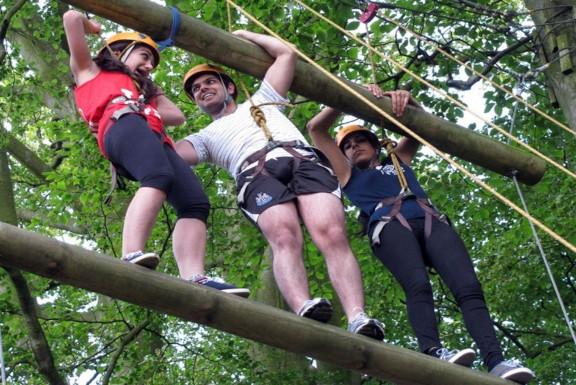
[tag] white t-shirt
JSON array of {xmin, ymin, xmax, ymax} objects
[{"xmin": 185, "ymin": 81, "xmax": 310, "ymax": 179}]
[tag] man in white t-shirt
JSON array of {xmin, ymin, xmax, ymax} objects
[{"xmin": 176, "ymin": 30, "xmax": 384, "ymax": 340}]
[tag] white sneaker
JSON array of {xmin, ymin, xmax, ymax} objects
[
  {"xmin": 490, "ymin": 359, "xmax": 535, "ymax": 384},
  {"xmin": 121, "ymin": 251, "xmax": 160, "ymax": 270},
  {"xmin": 347, "ymin": 312, "xmax": 385, "ymax": 341},
  {"xmin": 434, "ymin": 347, "xmax": 476, "ymax": 367}
]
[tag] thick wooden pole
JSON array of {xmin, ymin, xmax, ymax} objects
[
  {"xmin": 58, "ymin": 0, "xmax": 546, "ymax": 185},
  {"xmin": 0, "ymin": 223, "xmax": 514, "ymax": 385}
]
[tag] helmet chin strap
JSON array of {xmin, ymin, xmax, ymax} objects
[
  {"xmin": 202, "ymin": 75, "xmax": 234, "ymax": 118},
  {"xmin": 119, "ymin": 43, "xmax": 136, "ymax": 64}
]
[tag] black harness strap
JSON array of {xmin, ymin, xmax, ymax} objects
[{"xmin": 371, "ymin": 191, "xmax": 449, "ymax": 245}]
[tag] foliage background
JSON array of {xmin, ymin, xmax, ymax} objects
[{"xmin": 0, "ymin": 0, "xmax": 574, "ymax": 384}]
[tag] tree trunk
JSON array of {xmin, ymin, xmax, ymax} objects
[
  {"xmin": 0, "ymin": 151, "xmax": 67, "ymax": 385},
  {"xmin": 0, "ymin": 223, "xmax": 513, "ymax": 385},
  {"xmin": 524, "ymin": 0, "xmax": 576, "ymax": 130},
  {"xmin": 60, "ymin": 0, "xmax": 547, "ymax": 185}
]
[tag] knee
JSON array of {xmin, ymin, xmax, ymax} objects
[
  {"xmin": 404, "ymin": 278, "xmax": 433, "ymax": 301},
  {"xmin": 268, "ymin": 226, "xmax": 302, "ymax": 251},
  {"xmin": 313, "ymin": 223, "xmax": 347, "ymax": 247},
  {"xmin": 176, "ymin": 199, "xmax": 210, "ymax": 223},
  {"xmin": 140, "ymin": 171, "xmax": 175, "ymax": 193},
  {"xmin": 453, "ymin": 281, "xmax": 485, "ymax": 306}
]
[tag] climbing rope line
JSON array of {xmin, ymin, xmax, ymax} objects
[
  {"xmin": 0, "ymin": 326, "xmax": 5, "ymax": 385},
  {"xmin": 507, "ymin": 84, "xmax": 576, "ymax": 346},
  {"xmin": 225, "ymin": 0, "xmax": 576, "ymax": 256},
  {"xmin": 377, "ymin": 14, "xmax": 576, "ymax": 139},
  {"xmin": 225, "ymin": 2, "xmax": 295, "ymax": 142},
  {"xmin": 294, "ymin": 0, "xmax": 576, "ymax": 182},
  {"xmin": 365, "ymin": 23, "xmax": 409, "ymax": 191}
]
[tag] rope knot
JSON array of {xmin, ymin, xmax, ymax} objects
[
  {"xmin": 250, "ymin": 106, "xmax": 267, "ymax": 127},
  {"xmin": 381, "ymin": 138, "xmax": 397, "ymax": 152}
]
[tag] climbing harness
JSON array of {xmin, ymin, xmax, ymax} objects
[
  {"xmin": 360, "ymin": 21, "xmax": 448, "ymax": 245},
  {"xmin": 223, "ymin": 3, "xmax": 322, "ymax": 202},
  {"xmin": 103, "ymin": 96, "xmax": 148, "ymax": 205},
  {"xmin": 370, "ymin": 191, "xmax": 449, "ymax": 245}
]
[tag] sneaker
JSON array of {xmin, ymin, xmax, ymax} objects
[
  {"xmin": 191, "ymin": 275, "xmax": 250, "ymax": 298},
  {"xmin": 298, "ymin": 298, "xmax": 333, "ymax": 323},
  {"xmin": 433, "ymin": 347, "xmax": 476, "ymax": 367},
  {"xmin": 489, "ymin": 359, "xmax": 535, "ymax": 384},
  {"xmin": 122, "ymin": 251, "xmax": 160, "ymax": 270},
  {"xmin": 347, "ymin": 312, "xmax": 385, "ymax": 341}
]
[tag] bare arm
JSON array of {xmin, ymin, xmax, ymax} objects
[
  {"xmin": 62, "ymin": 10, "xmax": 101, "ymax": 85},
  {"xmin": 233, "ymin": 30, "xmax": 297, "ymax": 97},
  {"xmin": 175, "ymin": 140, "xmax": 199, "ymax": 165},
  {"xmin": 306, "ymin": 107, "xmax": 352, "ymax": 186},
  {"xmin": 154, "ymin": 92, "xmax": 185, "ymax": 126}
]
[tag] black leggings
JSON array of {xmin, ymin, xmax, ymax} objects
[
  {"xmin": 371, "ymin": 218, "xmax": 503, "ymax": 369},
  {"xmin": 104, "ymin": 114, "xmax": 209, "ymax": 222}
]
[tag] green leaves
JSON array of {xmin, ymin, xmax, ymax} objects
[{"xmin": 1, "ymin": 0, "xmax": 575, "ymax": 384}]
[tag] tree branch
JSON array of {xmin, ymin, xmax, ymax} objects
[
  {"xmin": 101, "ymin": 319, "xmax": 150, "ymax": 385},
  {"xmin": 0, "ymin": 127, "xmax": 51, "ymax": 181},
  {"xmin": 3, "ymin": 267, "xmax": 67, "ymax": 385},
  {"xmin": 17, "ymin": 208, "xmax": 87, "ymax": 235},
  {"xmin": 0, "ymin": 0, "xmax": 28, "ymax": 66},
  {"xmin": 446, "ymin": 35, "xmax": 532, "ymax": 90}
]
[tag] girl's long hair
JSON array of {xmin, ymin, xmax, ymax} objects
[{"xmin": 94, "ymin": 41, "xmax": 158, "ymax": 102}]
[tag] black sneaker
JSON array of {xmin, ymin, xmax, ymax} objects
[
  {"xmin": 297, "ymin": 298, "xmax": 333, "ymax": 323},
  {"xmin": 122, "ymin": 251, "xmax": 160, "ymax": 270},
  {"xmin": 489, "ymin": 359, "xmax": 535, "ymax": 384},
  {"xmin": 347, "ymin": 312, "xmax": 385, "ymax": 341},
  {"xmin": 191, "ymin": 275, "xmax": 250, "ymax": 298},
  {"xmin": 434, "ymin": 347, "xmax": 476, "ymax": 367}
]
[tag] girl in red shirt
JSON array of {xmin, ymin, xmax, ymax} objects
[{"xmin": 62, "ymin": 10, "xmax": 248, "ymax": 296}]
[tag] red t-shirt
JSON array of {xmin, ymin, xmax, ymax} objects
[{"xmin": 73, "ymin": 70, "xmax": 174, "ymax": 156}]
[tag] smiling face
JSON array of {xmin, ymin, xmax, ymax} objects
[
  {"xmin": 342, "ymin": 132, "xmax": 379, "ymax": 168},
  {"xmin": 189, "ymin": 73, "xmax": 235, "ymax": 116},
  {"xmin": 122, "ymin": 45, "xmax": 156, "ymax": 76}
]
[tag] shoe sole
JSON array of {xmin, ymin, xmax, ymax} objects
[
  {"xmin": 448, "ymin": 349, "xmax": 476, "ymax": 367},
  {"xmin": 355, "ymin": 321, "xmax": 385, "ymax": 341},
  {"xmin": 501, "ymin": 369, "xmax": 535, "ymax": 384},
  {"xmin": 223, "ymin": 288, "xmax": 250, "ymax": 298},
  {"xmin": 124, "ymin": 254, "xmax": 160, "ymax": 270},
  {"xmin": 301, "ymin": 302, "xmax": 333, "ymax": 323}
]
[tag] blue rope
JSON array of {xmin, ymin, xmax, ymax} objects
[{"xmin": 156, "ymin": 7, "xmax": 181, "ymax": 51}]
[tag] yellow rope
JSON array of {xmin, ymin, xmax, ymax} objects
[
  {"xmin": 225, "ymin": 2, "xmax": 282, "ymax": 142},
  {"xmin": 225, "ymin": 0, "xmax": 576, "ymax": 255},
  {"xmin": 365, "ymin": 23, "xmax": 409, "ymax": 191},
  {"xmin": 380, "ymin": 14, "xmax": 575, "ymax": 139},
  {"xmin": 295, "ymin": 0, "xmax": 576, "ymax": 181}
]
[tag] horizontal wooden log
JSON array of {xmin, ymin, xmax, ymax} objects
[
  {"xmin": 59, "ymin": 0, "xmax": 546, "ymax": 185},
  {"xmin": 0, "ymin": 222, "xmax": 513, "ymax": 385}
]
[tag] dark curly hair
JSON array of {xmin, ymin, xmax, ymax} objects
[{"xmin": 94, "ymin": 41, "xmax": 159, "ymax": 102}]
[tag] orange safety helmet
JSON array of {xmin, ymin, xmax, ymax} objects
[
  {"xmin": 99, "ymin": 31, "xmax": 160, "ymax": 68},
  {"xmin": 182, "ymin": 63, "xmax": 237, "ymax": 101},
  {"xmin": 335, "ymin": 124, "xmax": 380, "ymax": 151}
]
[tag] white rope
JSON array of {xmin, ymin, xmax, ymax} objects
[
  {"xmin": 509, "ymin": 80, "xmax": 576, "ymax": 346},
  {"xmin": 0, "ymin": 325, "xmax": 6, "ymax": 385},
  {"xmin": 512, "ymin": 174, "xmax": 576, "ymax": 346}
]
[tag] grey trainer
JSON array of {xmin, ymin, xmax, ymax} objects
[
  {"xmin": 434, "ymin": 347, "xmax": 476, "ymax": 367},
  {"xmin": 298, "ymin": 298, "xmax": 333, "ymax": 323},
  {"xmin": 490, "ymin": 359, "xmax": 534, "ymax": 384},
  {"xmin": 347, "ymin": 312, "xmax": 385, "ymax": 341},
  {"xmin": 122, "ymin": 251, "xmax": 160, "ymax": 269}
]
